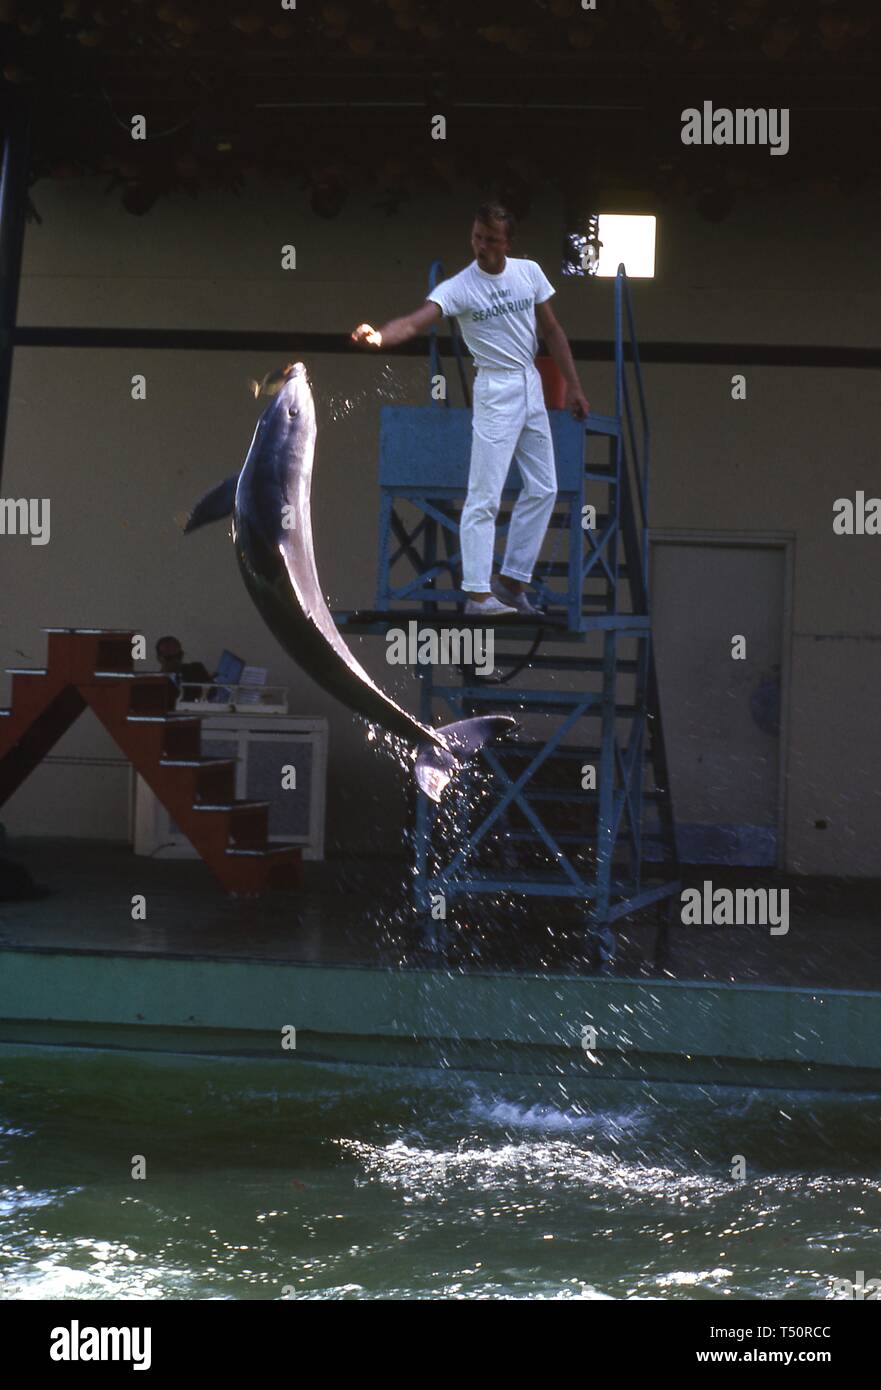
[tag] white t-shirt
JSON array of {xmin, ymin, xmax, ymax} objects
[{"xmin": 428, "ymin": 257, "xmax": 555, "ymax": 370}]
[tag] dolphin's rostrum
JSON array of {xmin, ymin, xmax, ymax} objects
[{"xmin": 185, "ymin": 363, "xmax": 517, "ymax": 800}]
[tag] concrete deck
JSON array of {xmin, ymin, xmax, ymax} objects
[
  {"xmin": 1, "ymin": 837, "xmax": 879, "ymax": 988},
  {"xmin": 1, "ymin": 838, "xmax": 880, "ymax": 1088}
]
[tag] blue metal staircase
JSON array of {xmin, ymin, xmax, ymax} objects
[{"xmin": 336, "ymin": 264, "xmax": 679, "ymax": 960}]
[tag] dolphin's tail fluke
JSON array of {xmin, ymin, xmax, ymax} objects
[
  {"xmin": 183, "ymin": 474, "xmax": 239, "ymax": 534},
  {"xmin": 415, "ymin": 715, "xmax": 519, "ymax": 803}
]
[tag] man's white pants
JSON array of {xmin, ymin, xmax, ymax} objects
[{"xmin": 460, "ymin": 363, "xmax": 557, "ymax": 593}]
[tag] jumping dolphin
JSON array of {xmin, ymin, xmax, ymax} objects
[{"xmin": 185, "ymin": 363, "xmax": 517, "ymax": 800}]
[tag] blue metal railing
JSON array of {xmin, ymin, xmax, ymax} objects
[{"xmin": 614, "ymin": 263, "xmax": 651, "ymax": 609}]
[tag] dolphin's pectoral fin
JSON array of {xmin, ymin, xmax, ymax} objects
[
  {"xmin": 414, "ymin": 715, "xmax": 519, "ymax": 803},
  {"xmin": 183, "ymin": 474, "xmax": 240, "ymax": 534}
]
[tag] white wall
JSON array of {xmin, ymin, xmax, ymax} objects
[{"xmin": 1, "ymin": 176, "xmax": 879, "ymax": 870}]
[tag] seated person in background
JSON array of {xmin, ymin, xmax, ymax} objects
[{"xmin": 155, "ymin": 635, "xmax": 213, "ymax": 702}]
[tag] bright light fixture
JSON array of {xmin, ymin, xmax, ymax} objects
[{"xmin": 594, "ymin": 214, "xmax": 656, "ymax": 278}]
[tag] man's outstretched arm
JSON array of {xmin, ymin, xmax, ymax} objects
[
  {"xmin": 351, "ymin": 300, "xmax": 442, "ymax": 349},
  {"xmin": 535, "ymin": 300, "xmax": 590, "ymax": 420}
]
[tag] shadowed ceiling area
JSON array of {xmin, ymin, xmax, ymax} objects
[{"xmin": 1, "ymin": 0, "xmax": 879, "ymax": 220}]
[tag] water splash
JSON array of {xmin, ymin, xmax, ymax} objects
[{"xmin": 322, "ymin": 365, "xmax": 409, "ymax": 423}]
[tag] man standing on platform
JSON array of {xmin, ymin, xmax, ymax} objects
[{"xmin": 352, "ymin": 203, "xmax": 590, "ymax": 616}]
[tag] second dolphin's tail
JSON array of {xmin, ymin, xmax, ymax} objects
[{"xmin": 415, "ymin": 715, "xmax": 519, "ymax": 803}]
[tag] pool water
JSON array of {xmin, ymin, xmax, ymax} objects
[{"xmin": 1, "ymin": 1053, "xmax": 880, "ymax": 1300}]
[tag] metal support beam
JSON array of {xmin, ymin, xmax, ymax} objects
[{"xmin": 0, "ymin": 101, "xmax": 31, "ymax": 491}]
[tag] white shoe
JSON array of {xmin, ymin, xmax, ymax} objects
[
  {"xmin": 491, "ymin": 577, "xmax": 546, "ymax": 616},
  {"xmin": 464, "ymin": 594, "xmax": 517, "ymax": 617}
]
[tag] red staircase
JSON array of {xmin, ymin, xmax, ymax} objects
[{"xmin": 0, "ymin": 628, "xmax": 303, "ymax": 896}]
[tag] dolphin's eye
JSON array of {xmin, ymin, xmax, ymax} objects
[{"xmin": 288, "ymin": 407, "xmax": 299, "ymax": 417}]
